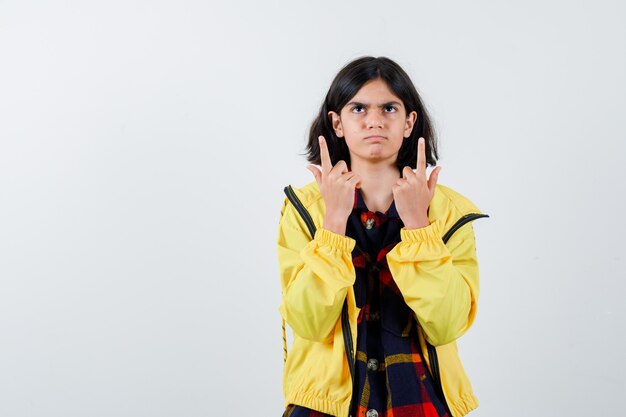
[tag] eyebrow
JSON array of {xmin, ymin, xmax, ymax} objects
[{"xmin": 347, "ymin": 101, "xmax": 403, "ymax": 108}]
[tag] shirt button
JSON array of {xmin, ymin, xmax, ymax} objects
[
  {"xmin": 367, "ymin": 358, "xmax": 379, "ymax": 371},
  {"xmin": 366, "ymin": 409, "xmax": 378, "ymax": 417}
]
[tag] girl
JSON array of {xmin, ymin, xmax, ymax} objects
[{"xmin": 277, "ymin": 56, "xmax": 488, "ymax": 417}]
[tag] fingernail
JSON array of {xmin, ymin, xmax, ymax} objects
[{"xmin": 419, "ymin": 137, "xmax": 424, "ymax": 143}]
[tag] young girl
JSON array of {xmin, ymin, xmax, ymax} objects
[{"xmin": 277, "ymin": 56, "xmax": 488, "ymax": 417}]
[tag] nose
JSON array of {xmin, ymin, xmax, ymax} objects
[{"xmin": 365, "ymin": 112, "xmax": 383, "ymax": 129}]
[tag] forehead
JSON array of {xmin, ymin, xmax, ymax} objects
[{"xmin": 351, "ymin": 78, "xmax": 401, "ymax": 101}]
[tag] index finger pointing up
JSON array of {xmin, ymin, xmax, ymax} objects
[
  {"xmin": 319, "ymin": 136, "xmax": 333, "ymax": 175},
  {"xmin": 417, "ymin": 137, "xmax": 426, "ymax": 174}
]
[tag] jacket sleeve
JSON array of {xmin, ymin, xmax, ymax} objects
[
  {"xmin": 277, "ymin": 199, "xmax": 357, "ymax": 343},
  {"xmin": 386, "ymin": 217, "xmax": 480, "ymax": 346}
]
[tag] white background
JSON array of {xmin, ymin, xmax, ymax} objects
[{"xmin": 1, "ymin": 1, "xmax": 625, "ymax": 416}]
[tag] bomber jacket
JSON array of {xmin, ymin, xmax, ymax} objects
[{"xmin": 277, "ymin": 180, "xmax": 489, "ymax": 417}]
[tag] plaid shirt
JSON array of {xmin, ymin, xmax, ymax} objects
[{"xmin": 283, "ymin": 188, "xmax": 451, "ymax": 417}]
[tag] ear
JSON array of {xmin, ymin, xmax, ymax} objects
[
  {"xmin": 327, "ymin": 111, "xmax": 344, "ymax": 138},
  {"xmin": 404, "ymin": 110, "xmax": 418, "ymax": 138}
]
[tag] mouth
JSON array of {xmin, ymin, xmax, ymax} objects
[{"xmin": 364, "ymin": 135, "xmax": 385, "ymax": 142}]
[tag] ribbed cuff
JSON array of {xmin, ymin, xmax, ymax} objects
[
  {"xmin": 400, "ymin": 218, "xmax": 443, "ymax": 242},
  {"xmin": 314, "ymin": 227, "xmax": 356, "ymax": 252}
]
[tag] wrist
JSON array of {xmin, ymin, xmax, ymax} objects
[
  {"xmin": 403, "ymin": 214, "xmax": 430, "ymax": 230},
  {"xmin": 323, "ymin": 214, "xmax": 347, "ymax": 236}
]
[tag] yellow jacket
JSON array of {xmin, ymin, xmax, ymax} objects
[{"xmin": 277, "ymin": 180, "xmax": 488, "ymax": 417}]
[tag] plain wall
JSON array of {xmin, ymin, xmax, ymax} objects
[{"xmin": 1, "ymin": 1, "xmax": 625, "ymax": 416}]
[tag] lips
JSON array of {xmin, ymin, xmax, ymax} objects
[{"xmin": 364, "ymin": 136, "xmax": 385, "ymax": 142}]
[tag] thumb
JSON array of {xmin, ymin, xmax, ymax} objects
[
  {"xmin": 428, "ymin": 166, "xmax": 442, "ymax": 189},
  {"xmin": 307, "ymin": 165, "xmax": 322, "ymax": 186}
]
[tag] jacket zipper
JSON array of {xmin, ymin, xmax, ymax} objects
[
  {"xmin": 442, "ymin": 213, "xmax": 489, "ymax": 243},
  {"xmin": 283, "ymin": 185, "xmax": 489, "ymax": 416},
  {"xmin": 341, "ymin": 299, "xmax": 355, "ymax": 383},
  {"xmin": 284, "ymin": 186, "xmax": 359, "ymax": 412},
  {"xmin": 427, "ymin": 212, "xmax": 489, "ymax": 412},
  {"xmin": 284, "ymin": 185, "xmax": 317, "ymax": 239}
]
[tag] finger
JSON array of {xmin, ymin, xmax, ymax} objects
[
  {"xmin": 417, "ymin": 137, "xmax": 426, "ymax": 175},
  {"xmin": 319, "ymin": 136, "xmax": 333, "ymax": 176},
  {"xmin": 428, "ymin": 166, "xmax": 442, "ymax": 190},
  {"xmin": 402, "ymin": 166, "xmax": 414, "ymax": 180},
  {"xmin": 307, "ymin": 165, "xmax": 322, "ymax": 186},
  {"xmin": 346, "ymin": 175, "xmax": 360, "ymax": 188},
  {"xmin": 345, "ymin": 172, "xmax": 362, "ymax": 189},
  {"xmin": 395, "ymin": 177, "xmax": 408, "ymax": 188},
  {"xmin": 341, "ymin": 171, "xmax": 356, "ymax": 182},
  {"xmin": 332, "ymin": 160, "xmax": 348, "ymax": 176}
]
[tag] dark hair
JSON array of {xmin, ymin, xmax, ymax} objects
[{"xmin": 304, "ymin": 56, "xmax": 439, "ymax": 171}]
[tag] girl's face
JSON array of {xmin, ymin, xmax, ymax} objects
[{"xmin": 328, "ymin": 78, "xmax": 417, "ymax": 169}]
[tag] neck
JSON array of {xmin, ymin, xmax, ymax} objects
[{"xmin": 349, "ymin": 158, "xmax": 401, "ymax": 211}]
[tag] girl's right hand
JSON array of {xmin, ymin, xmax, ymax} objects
[{"xmin": 306, "ymin": 136, "xmax": 361, "ymax": 236}]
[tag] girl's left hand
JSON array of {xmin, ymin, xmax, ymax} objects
[{"xmin": 392, "ymin": 137, "xmax": 442, "ymax": 230}]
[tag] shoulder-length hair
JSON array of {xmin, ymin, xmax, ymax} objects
[{"xmin": 304, "ymin": 56, "xmax": 439, "ymax": 171}]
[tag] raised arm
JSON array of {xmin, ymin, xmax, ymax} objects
[
  {"xmin": 277, "ymin": 135, "xmax": 361, "ymax": 343},
  {"xmin": 386, "ymin": 218, "xmax": 480, "ymax": 346},
  {"xmin": 277, "ymin": 198, "xmax": 356, "ymax": 343}
]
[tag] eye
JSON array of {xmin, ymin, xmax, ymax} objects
[
  {"xmin": 352, "ymin": 105, "xmax": 365, "ymax": 113},
  {"xmin": 384, "ymin": 106, "xmax": 397, "ymax": 113}
]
